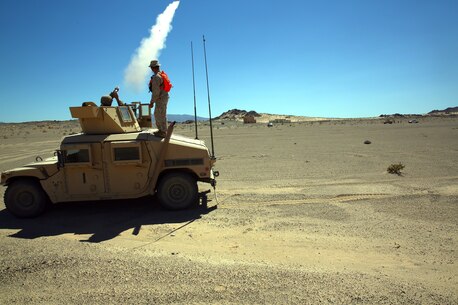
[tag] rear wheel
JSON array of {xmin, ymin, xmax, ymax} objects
[
  {"xmin": 157, "ymin": 172, "xmax": 198, "ymax": 210},
  {"xmin": 4, "ymin": 179, "xmax": 48, "ymax": 218}
]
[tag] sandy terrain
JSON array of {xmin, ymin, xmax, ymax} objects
[{"xmin": 0, "ymin": 116, "xmax": 457, "ymax": 304}]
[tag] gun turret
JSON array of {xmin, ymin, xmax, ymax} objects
[{"xmin": 70, "ymin": 87, "xmax": 151, "ymax": 134}]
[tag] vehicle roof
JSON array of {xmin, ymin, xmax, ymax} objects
[{"xmin": 61, "ymin": 130, "xmax": 206, "ymax": 147}]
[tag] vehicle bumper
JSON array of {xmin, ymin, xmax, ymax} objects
[{"xmin": 201, "ymin": 168, "xmax": 218, "ymax": 187}]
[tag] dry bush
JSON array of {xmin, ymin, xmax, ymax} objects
[{"xmin": 387, "ymin": 163, "xmax": 405, "ymax": 175}]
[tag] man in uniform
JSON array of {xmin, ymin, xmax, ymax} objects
[{"xmin": 149, "ymin": 60, "xmax": 169, "ymax": 138}]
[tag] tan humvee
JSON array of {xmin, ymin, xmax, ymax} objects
[{"xmin": 1, "ymin": 91, "xmax": 218, "ymax": 218}]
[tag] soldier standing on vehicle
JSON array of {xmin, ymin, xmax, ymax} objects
[{"xmin": 149, "ymin": 60, "xmax": 172, "ymax": 138}]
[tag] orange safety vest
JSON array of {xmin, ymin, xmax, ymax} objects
[
  {"xmin": 148, "ymin": 71, "xmax": 173, "ymax": 93},
  {"xmin": 160, "ymin": 71, "xmax": 172, "ymax": 92}
]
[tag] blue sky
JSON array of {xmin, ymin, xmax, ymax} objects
[{"xmin": 0, "ymin": 0, "xmax": 457, "ymax": 122}]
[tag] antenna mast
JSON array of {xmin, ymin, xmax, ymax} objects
[
  {"xmin": 203, "ymin": 35, "xmax": 215, "ymax": 159},
  {"xmin": 191, "ymin": 41, "xmax": 198, "ymax": 139}
]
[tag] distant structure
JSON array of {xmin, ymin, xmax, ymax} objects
[{"xmin": 243, "ymin": 115, "xmax": 256, "ymax": 124}]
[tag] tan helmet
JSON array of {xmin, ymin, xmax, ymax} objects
[
  {"xmin": 149, "ymin": 60, "xmax": 161, "ymax": 68},
  {"xmin": 100, "ymin": 95, "xmax": 113, "ymax": 106}
]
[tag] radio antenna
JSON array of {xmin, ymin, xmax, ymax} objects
[
  {"xmin": 203, "ymin": 35, "xmax": 215, "ymax": 159},
  {"xmin": 191, "ymin": 41, "xmax": 198, "ymax": 139}
]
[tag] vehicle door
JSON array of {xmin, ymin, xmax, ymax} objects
[
  {"xmin": 103, "ymin": 141, "xmax": 149, "ymax": 196},
  {"xmin": 62, "ymin": 143, "xmax": 105, "ymax": 198}
]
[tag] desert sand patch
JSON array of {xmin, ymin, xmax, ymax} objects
[{"xmin": 0, "ymin": 116, "xmax": 457, "ymax": 304}]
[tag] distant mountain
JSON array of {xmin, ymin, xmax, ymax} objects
[
  {"xmin": 428, "ymin": 106, "xmax": 458, "ymax": 114},
  {"xmin": 214, "ymin": 109, "xmax": 325, "ymax": 123},
  {"xmin": 167, "ymin": 114, "xmax": 208, "ymax": 123},
  {"xmin": 0, "ymin": 116, "xmax": 207, "ymax": 124},
  {"xmin": 380, "ymin": 106, "xmax": 458, "ymax": 117},
  {"xmin": 215, "ymin": 109, "xmax": 261, "ymax": 120}
]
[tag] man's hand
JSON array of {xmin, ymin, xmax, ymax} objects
[
  {"xmin": 110, "ymin": 91, "xmax": 119, "ymax": 100},
  {"xmin": 110, "ymin": 90, "xmax": 125, "ymax": 106}
]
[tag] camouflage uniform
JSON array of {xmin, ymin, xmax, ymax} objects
[{"xmin": 150, "ymin": 70, "xmax": 169, "ymax": 134}]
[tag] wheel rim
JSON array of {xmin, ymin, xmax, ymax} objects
[
  {"xmin": 158, "ymin": 173, "xmax": 197, "ymax": 210},
  {"xmin": 17, "ymin": 191, "xmax": 35, "ymax": 208},
  {"xmin": 168, "ymin": 183, "xmax": 188, "ymax": 203}
]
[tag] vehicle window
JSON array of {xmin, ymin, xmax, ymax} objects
[
  {"xmin": 141, "ymin": 105, "xmax": 150, "ymax": 117},
  {"xmin": 118, "ymin": 106, "xmax": 133, "ymax": 122},
  {"xmin": 65, "ymin": 149, "xmax": 90, "ymax": 163},
  {"xmin": 114, "ymin": 147, "xmax": 140, "ymax": 161}
]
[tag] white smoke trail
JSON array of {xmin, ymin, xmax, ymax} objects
[{"xmin": 124, "ymin": 1, "xmax": 180, "ymax": 92}]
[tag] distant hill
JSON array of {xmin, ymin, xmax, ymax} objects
[
  {"xmin": 428, "ymin": 106, "xmax": 458, "ymax": 115},
  {"xmin": 215, "ymin": 109, "xmax": 328, "ymax": 123},
  {"xmin": 380, "ymin": 106, "xmax": 458, "ymax": 117},
  {"xmin": 215, "ymin": 109, "xmax": 261, "ymax": 120},
  {"xmin": 0, "ymin": 116, "xmax": 206, "ymax": 124},
  {"xmin": 168, "ymin": 114, "xmax": 208, "ymax": 123}
]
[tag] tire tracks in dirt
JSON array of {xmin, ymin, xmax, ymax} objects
[{"xmin": 215, "ymin": 190, "xmax": 396, "ymax": 207}]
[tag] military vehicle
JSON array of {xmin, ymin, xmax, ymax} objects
[{"xmin": 1, "ymin": 88, "xmax": 218, "ymax": 218}]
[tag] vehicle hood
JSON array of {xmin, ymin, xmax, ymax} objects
[
  {"xmin": 1, "ymin": 157, "xmax": 59, "ymax": 185},
  {"xmin": 169, "ymin": 134, "xmax": 208, "ymax": 149},
  {"xmin": 23, "ymin": 156, "xmax": 59, "ymax": 167}
]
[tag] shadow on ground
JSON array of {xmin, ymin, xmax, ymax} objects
[{"xmin": 0, "ymin": 196, "xmax": 217, "ymax": 243}]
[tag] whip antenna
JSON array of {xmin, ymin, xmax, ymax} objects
[
  {"xmin": 191, "ymin": 41, "xmax": 198, "ymax": 139},
  {"xmin": 203, "ymin": 35, "xmax": 215, "ymax": 159}
]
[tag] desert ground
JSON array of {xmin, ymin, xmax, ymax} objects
[{"xmin": 0, "ymin": 116, "xmax": 457, "ymax": 304}]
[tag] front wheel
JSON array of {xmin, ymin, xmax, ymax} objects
[
  {"xmin": 157, "ymin": 172, "xmax": 198, "ymax": 210},
  {"xmin": 4, "ymin": 179, "xmax": 48, "ymax": 218}
]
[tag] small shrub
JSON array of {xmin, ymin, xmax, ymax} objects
[{"xmin": 387, "ymin": 163, "xmax": 405, "ymax": 175}]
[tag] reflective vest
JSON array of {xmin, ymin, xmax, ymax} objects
[{"xmin": 148, "ymin": 71, "xmax": 172, "ymax": 93}]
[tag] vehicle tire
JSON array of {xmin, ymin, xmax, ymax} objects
[
  {"xmin": 4, "ymin": 179, "xmax": 48, "ymax": 218},
  {"xmin": 157, "ymin": 172, "xmax": 198, "ymax": 210}
]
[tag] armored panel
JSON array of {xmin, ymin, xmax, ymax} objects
[
  {"xmin": 70, "ymin": 106, "xmax": 101, "ymax": 118},
  {"xmin": 70, "ymin": 105, "xmax": 141, "ymax": 134}
]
